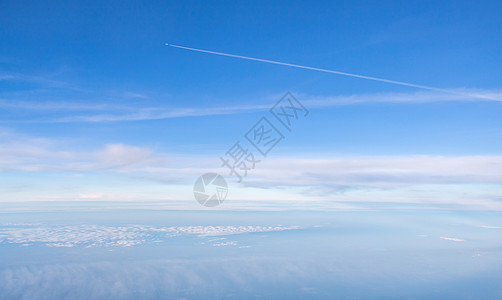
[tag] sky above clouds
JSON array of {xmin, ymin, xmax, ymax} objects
[
  {"xmin": 2, "ymin": 2, "xmax": 502, "ymax": 299},
  {"xmin": 1, "ymin": 0, "xmax": 501, "ymax": 209}
]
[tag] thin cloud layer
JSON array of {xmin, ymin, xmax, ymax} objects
[
  {"xmin": 2, "ymin": 89, "xmax": 501, "ymax": 123},
  {"xmin": 1, "ymin": 130, "xmax": 500, "ymax": 209},
  {"xmin": 440, "ymin": 237, "xmax": 465, "ymax": 242}
]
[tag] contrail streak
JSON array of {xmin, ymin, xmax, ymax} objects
[{"xmin": 165, "ymin": 43, "xmax": 498, "ymax": 101}]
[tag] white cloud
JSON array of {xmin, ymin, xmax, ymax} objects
[
  {"xmin": 0, "ymin": 224, "xmax": 302, "ymax": 248},
  {"xmin": 440, "ymin": 237, "xmax": 465, "ymax": 242}
]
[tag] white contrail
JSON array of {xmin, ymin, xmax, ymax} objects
[{"xmin": 165, "ymin": 43, "xmax": 499, "ymax": 101}]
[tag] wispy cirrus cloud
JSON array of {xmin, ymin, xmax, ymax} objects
[
  {"xmin": 46, "ymin": 89, "xmax": 502, "ymax": 122},
  {"xmin": 2, "ymin": 89, "xmax": 501, "ymax": 123},
  {"xmin": 302, "ymin": 89, "xmax": 502, "ymax": 105},
  {"xmin": 0, "ymin": 99, "xmax": 117, "ymax": 111},
  {"xmin": 0, "ymin": 70, "xmax": 78, "ymax": 89},
  {"xmin": 53, "ymin": 104, "xmax": 270, "ymax": 122}
]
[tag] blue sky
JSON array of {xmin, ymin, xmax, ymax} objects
[{"xmin": 1, "ymin": 0, "xmax": 502, "ymax": 208}]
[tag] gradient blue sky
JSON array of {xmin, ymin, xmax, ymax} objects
[{"xmin": 1, "ymin": 0, "xmax": 501, "ymax": 208}]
